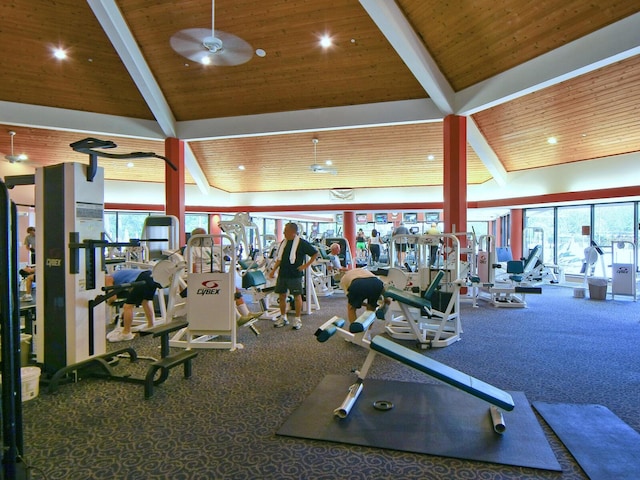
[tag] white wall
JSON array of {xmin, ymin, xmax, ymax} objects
[{"xmin": 3, "ymin": 152, "xmax": 639, "ymax": 213}]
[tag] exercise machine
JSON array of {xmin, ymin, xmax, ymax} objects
[
  {"xmin": 611, "ymin": 241, "xmax": 637, "ymax": 301},
  {"xmin": 0, "ymin": 178, "xmax": 29, "ymax": 479},
  {"xmin": 314, "ymin": 312, "xmax": 514, "ymax": 429},
  {"xmin": 170, "ymin": 233, "xmax": 242, "ymax": 350},
  {"xmin": 383, "ymin": 233, "xmax": 463, "ymax": 348},
  {"xmin": 383, "ymin": 271, "xmax": 463, "ymax": 349}
]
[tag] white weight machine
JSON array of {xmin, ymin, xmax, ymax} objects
[
  {"xmin": 383, "ymin": 233, "xmax": 463, "ymax": 349},
  {"xmin": 611, "ymin": 241, "xmax": 637, "ymax": 301},
  {"xmin": 170, "ymin": 233, "xmax": 242, "ymax": 350}
]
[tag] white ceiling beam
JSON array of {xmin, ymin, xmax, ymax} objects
[
  {"xmin": 457, "ymin": 12, "xmax": 640, "ymax": 114},
  {"xmin": 177, "ymin": 99, "xmax": 442, "ymax": 140},
  {"xmin": 360, "ymin": 0, "xmax": 505, "ymax": 185},
  {"xmin": 359, "ymin": 0, "xmax": 456, "ymax": 115},
  {"xmin": 87, "ymin": 0, "xmax": 177, "ymax": 137},
  {"xmin": 467, "ymin": 118, "xmax": 507, "ymax": 186},
  {"xmin": 88, "ymin": 0, "xmax": 209, "ymax": 195},
  {"xmin": 0, "ymin": 101, "xmax": 164, "ymax": 139},
  {"xmin": 184, "ymin": 143, "xmax": 211, "ymax": 195}
]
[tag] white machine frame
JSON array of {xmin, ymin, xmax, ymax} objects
[
  {"xmin": 170, "ymin": 233, "xmax": 242, "ymax": 350},
  {"xmin": 383, "ymin": 233, "xmax": 463, "ymax": 349},
  {"xmin": 611, "ymin": 240, "xmax": 637, "ymax": 301}
]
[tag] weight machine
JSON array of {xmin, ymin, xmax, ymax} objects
[
  {"xmin": 383, "ymin": 233, "xmax": 463, "ymax": 349},
  {"xmin": 170, "ymin": 233, "xmax": 242, "ymax": 350}
]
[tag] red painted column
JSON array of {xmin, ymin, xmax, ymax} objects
[
  {"xmin": 443, "ymin": 115, "xmax": 467, "ymax": 236},
  {"xmin": 510, "ymin": 209, "xmax": 523, "ymax": 260},
  {"xmin": 275, "ymin": 219, "xmax": 284, "ymax": 242},
  {"xmin": 165, "ymin": 137, "xmax": 186, "ymax": 246},
  {"xmin": 209, "ymin": 214, "xmax": 222, "ymax": 235},
  {"xmin": 343, "ymin": 211, "xmax": 356, "ymax": 268}
]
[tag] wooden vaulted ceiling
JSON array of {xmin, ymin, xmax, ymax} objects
[{"xmin": 0, "ymin": 0, "xmax": 639, "ymax": 194}]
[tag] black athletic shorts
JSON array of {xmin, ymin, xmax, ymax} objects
[
  {"xmin": 124, "ymin": 270, "xmax": 158, "ymax": 306},
  {"xmin": 347, "ymin": 276, "xmax": 384, "ymax": 309}
]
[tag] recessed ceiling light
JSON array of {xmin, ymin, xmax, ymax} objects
[
  {"xmin": 201, "ymin": 56, "xmax": 211, "ymax": 65},
  {"xmin": 427, "ymin": 154, "xmax": 435, "ymax": 161},
  {"xmin": 547, "ymin": 137, "xmax": 558, "ymax": 144},
  {"xmin": 238, "ymin": 165, "xmax": 245, "ymax": 170},
  {"xmin": 255, "ymin": 48, "xmax": 266, "ymax": 57},
  {"xmin": 126, "ymin": 162, "xmax": 134, "ymax": 168},
  {"xmin": 53, "ymin": 48, "xmax": 67, "ymax": 60},
  {"xmin": 325, "ymin": 160, "xmax": 332, "ymax": 166},
  {"xmin": 319, "ymin": 34, "xmax": 332, "ymax": 49}
]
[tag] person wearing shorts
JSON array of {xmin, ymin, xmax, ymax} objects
[
  {"xmin": 269, "ymin": 222, "xmax": 318, "ymax": 330},
  {"xmin": 340, "ymin": 268, "xmax": 385, "ymax": 323},
  {"xmin": 105, "ymin": 269, "xmax": 160, "ymax": 342}
]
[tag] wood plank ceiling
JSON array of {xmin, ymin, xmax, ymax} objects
[{"xmin": 0, "ymin": 0, "xmax": 639, "ymax": 194}]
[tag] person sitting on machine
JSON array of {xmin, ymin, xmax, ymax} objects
[
  {"xmin": 340, "ymin": 267, "xmax": 387, "ymax": 324},
  {"xmin": 105, "ymin": 268, "xmax": 161, "ymax": 342},
  {"xmin": 20, "ymin": 265, "xmax": 36, "ymax": 302},
  {"xmin": 328, "ymin": 243, "xmax": 348, "ymax": 274}
]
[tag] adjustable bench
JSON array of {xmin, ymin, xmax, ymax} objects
[
  {"xmin": 314, "ymin": 314, "xmax": 514, "ymax": 425},
  {"xmin": 383, "ymin": 270, "xmax": 462, "ymax": 348}
]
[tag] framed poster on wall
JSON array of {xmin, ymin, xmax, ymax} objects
[
  {"xmin": 356, "ymin": 213, "xmax": 368, "ymax": 224},
  {"xmin": 336, "ymin": 214, "xmax": 343, "ymax": 223}
]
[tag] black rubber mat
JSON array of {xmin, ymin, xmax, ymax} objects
[
  {"xmin": 278, "ymin": 375, "xmax": 560, "ymax": 471},
  {"xmin": 534, "ymin": 402, "xmax": 640, "ymax": 480}
]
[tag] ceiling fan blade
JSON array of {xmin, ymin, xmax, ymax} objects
[{"xmin": 170, "ymin": 28, "xmax": 253, "ymax": 66}]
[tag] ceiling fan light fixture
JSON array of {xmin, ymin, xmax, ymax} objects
[
  {"xmin": 170, "ymin": 1, "xmax": 254, "ymax": 67},
  {"xmin": 309, "ymin": 137, "xmax": 337, "ymax": 175},
  {"xmin": 5, "ymin": 131, "xmax": 29, "ymax": 164}
]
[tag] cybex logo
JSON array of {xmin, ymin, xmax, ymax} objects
[
  {"xmin": 196, "ymin": 280, "xmax": 220, "ymax": 296},
  {"xmin": 46, "ymin": 258, "xmax": 62, "ymax": 267}
]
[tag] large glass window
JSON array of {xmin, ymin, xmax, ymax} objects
[
  {"xmin": 556, "ymin": 205, "xmax": 591, "ymax": 275},
  {"xmin": 184, "ymin": 213, "xmax": 209, "ymax": 234},
  {"xmin": 117, "ymin": 213, "xmax": 149, "ymax": 242},
  {"xmin": 524, "ymin": 208, "xmax": 555, "ymax": 265},
  {"xmin": 594, "ymin": 203, "xmax": 635, "ymax": 277},
  {"xmin": 104, "ymin": 212, "xmax": 117, "ymax": 242}
]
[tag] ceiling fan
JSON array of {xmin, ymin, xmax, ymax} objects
[
  {"xmin": 4, "ymin": 131, "xmax": 28, "ymax": 164},
  {"xmin": 170, "ymin": 0, "xmax": 254, "ymax": 66},
  {"xmin": 309, "ymin": 138, "xmax": 337, "ymax": 175}
]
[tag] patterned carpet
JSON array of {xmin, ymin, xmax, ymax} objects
[{"xmin": 20, "ymin": 284, "xmax": 640, "ymax": 479}]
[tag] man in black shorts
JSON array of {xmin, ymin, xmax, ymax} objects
[
  {"xmin": 105, "ymin": 269, "xmax": 160, "ymax": 342},
  {"xmin": 269, "ymin": 222, "xmax": 318, "ymax": 330},
  {"xmin": 339, "ymin": 268, "xmax": 385, "ymax": 323}
]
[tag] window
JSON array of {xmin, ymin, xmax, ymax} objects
[
  {"xmin": 184, "ymin": 214, "xmax": 209, "ymax": 235},
  {"xmin": 524, "ymin": 208, "xmax": 555, "ymax": 265},
  {"xmin": 117, "ymin": 213, "xmax": 149, "ymax": 242},
  {"xmin": 594, "ymin": 203, "xmax": 635, "ymax": 277},
  {"xmin": 556, "ymin": 206, "xmax": 591, "ymax": 275}
]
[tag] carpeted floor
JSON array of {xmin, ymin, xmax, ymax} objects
[{"xmin": 20, "ymin": 284, "xmax": 640, "ymax": 479}]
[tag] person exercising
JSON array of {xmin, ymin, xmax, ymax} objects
[
  {"xmin": 105, "ymin": 269, "xmax": 160, "ymax": 342},
  {"xmin": 339, "ymin": 267, "xmax": 386, "ymax": 324}
]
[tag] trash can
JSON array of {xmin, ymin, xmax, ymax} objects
[{"xmin": 587, "ymin": 277, "xmax": 608, "ymax": 300}]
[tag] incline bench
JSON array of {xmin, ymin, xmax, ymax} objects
[{"xmin": 315, "ymin": 311, "xmax": 514, "ymax": 428}]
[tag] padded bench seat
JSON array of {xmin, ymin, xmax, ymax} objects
[
  {"xmin": 370, "ymin": 336, "xmax": 515, "ymax": 411},
  {"xmin": 384, "ymin": 286, "xmax": 432, "ymax": 310}
]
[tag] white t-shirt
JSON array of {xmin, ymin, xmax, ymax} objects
[{"xmin": 340, "ymin": 268, "xmax": 376, "ymax": 292}]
